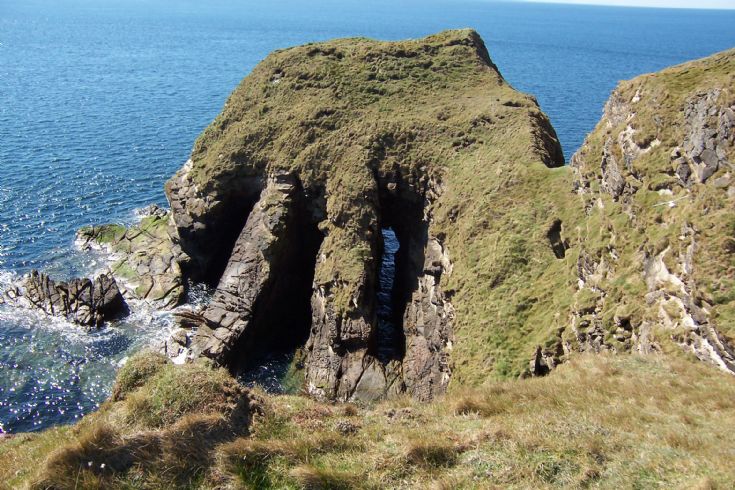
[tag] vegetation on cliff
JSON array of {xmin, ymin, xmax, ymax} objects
[
  {"xmin": 163, "ymin": 28, "xmax": 570, "ymax": 399},
  {"xmin": 553, "ymin": 47, "xmax": 735, "ymax": 374}
]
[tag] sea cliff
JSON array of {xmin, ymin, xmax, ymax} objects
[{"xmin": 2, "ymin": 31, "xmax": 735, "ymax": 489}]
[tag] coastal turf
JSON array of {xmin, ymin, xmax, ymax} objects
[{"xmin": 2, "ymin": 353, "xmax": 734, "ymax": 489}]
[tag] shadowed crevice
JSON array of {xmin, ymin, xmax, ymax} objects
[
  {"xmin": 547, "ymin": 219, "xmax": 568, "ymax": 259},
  {"xmin": 228, "ymin": 191, "xmax": 325, "ymax": 375},
  {"xmin": 373, "ymin": 179, "xmax": 427, "ymax": 364}
]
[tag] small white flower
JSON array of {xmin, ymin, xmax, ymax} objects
[
  {"xmin": 100, "ymin": 463, "xmax": 106, "ymax": 469},
  {"xmin": 87, "ymin": 461, "xmax": 93, "ymax": 467}
]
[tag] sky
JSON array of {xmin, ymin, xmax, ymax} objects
[{"xmin": 526, "ymin": 0, "xmax": 735, "ymax": 8}]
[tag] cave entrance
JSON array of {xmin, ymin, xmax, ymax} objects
[
  {"xmin": 229, "ymin": 193, "xmax": 324, "ymax": 392},
  {"xmin": 195, "ymin": 180, "xmax": 265, "ymax": 288}
]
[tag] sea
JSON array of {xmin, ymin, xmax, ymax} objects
[{"xmin": 1, "ymin": 0, "xmax": 734, "ymax": 433}]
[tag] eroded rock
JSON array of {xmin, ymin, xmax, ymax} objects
[
  {"xmin": 181, "ymin": 173, "xmax": 309, "ymax": 363},
  {"xmin": 2, "ymin": 270, "xmax": 127, "ymax": 328},
  {"xmin": 76, "ymin": 207, "xmax": 186, "ymax": 308},
  {"xmin": 680, "ymin": 89, "xmax": 734, "ymax": 184}
]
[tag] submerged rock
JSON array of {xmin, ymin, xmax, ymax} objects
[{"xmin": 1, "ymin": 270, "xmax": 127, "ymax": 328}]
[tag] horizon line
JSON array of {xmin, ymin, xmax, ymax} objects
[{"xmin": 518, "ymin": 0, "xmax": 735, "ymax": 10}]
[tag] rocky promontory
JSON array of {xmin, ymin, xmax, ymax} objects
[
  {"xmin": 76, "ymin": 205, "xmax": 187, "ymax": 308},
  {"xmin": 161, "ymin": 29, "xmax": 566, "ymax": 401}
]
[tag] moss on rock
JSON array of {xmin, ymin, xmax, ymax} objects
[{"xmin": 77, "ymin": 210, "xmax": 187, "ymax": 308}]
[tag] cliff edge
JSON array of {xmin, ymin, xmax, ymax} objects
[{"xmin": 539, "ymin": 48, "xmax": 735, "ymax": 374}]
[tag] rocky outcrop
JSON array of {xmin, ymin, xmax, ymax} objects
[
  {"xmin": 400, "ymin": 237, "xmax": 454, "ymax": 400},
  {"xmin": 172, "ymin": 173, "xmax": 315, "ymax": 363},
  {"xmin": 160, "ymin": 29, "xmax": 566, "ymax": 399},
  {"xmin": 1, "ymin": 270, "xmax": 127, "ymax": 328},
  {"xmin": 676, "ymin": 89, "xmax": 734, "ymax": 185},
  {"xmin": 76, "ymin": 206, "xmax": 187, "ymax": 308},
  {"xmin": 537, "ymin": 47, "xmax": 735, "ymax": 376}
]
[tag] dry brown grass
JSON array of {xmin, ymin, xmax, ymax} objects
[
  {"xmin": 4, "ymin": 353, "xmax": 735, "ymax": 489},
  {"xmin": 288, "ymin": 465, "xmax": 359, "ymax": 489},
  {"xmin": 207, "ymin": 354, "xmax": 735, "ymax": 489},
  {"xmin": 5, "ymin": 359, "xmax": 253, "ymax": 490},
  {"xmin": 404, "ymin": 438, "xmax": 460, "ymax": 469}
]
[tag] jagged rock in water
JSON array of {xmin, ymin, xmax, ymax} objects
[
  {"xmin": 162, "ymin": 29, "xmax": 566, "ymax": 400},
  {"xmin": 76, "ymin": 206, "xmax": 187, "ymax": 308},
  {"xmin": 1, "ymin": 270, "xmax": 127, "ymax": 328}
]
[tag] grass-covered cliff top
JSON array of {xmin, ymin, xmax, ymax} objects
[
  {"xmin": 168, "ymin": 29, "xmax": 570, "ymax": 383},
  {"xmin": 186, "ymin": 28, "xmax": 561, "ymax": 190},
  {"xmin": 3, "ymin": 353, "xmax": 734, "ymax": 488}
]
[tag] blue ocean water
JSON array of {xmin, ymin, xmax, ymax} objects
[{"xmin": 0, "ymin": 0, "xmax": 734, "ymax": 433}]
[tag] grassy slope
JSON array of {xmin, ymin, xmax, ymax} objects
[{"xmin": 2, "ymin": 353, "xmax": 734, "ymax": 489}]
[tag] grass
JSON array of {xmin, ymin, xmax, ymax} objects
[
  {"xmin": 566, "ymin": 45, "xmax": 735, "ymax": 363},
  {"xmin": 0, "ymin": 357, "xmax": 254, "ymax": 490},
  {"xmin": 124, "ymin": 358, "xmax": 248, "ymax": 428},
  {"xmin": 111, "ymin": 350, "xmax": 168, "ymax": 401},
  {"xmin": 3, "ymin": 354, "xmax": 735, "ymax": 488}
]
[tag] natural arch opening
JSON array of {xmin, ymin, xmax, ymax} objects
[
  {"xmin": 187, "ymin": 179, "xmax": 266, "ymax": 288},
  {"xmin": 372, "ymin": 180, "xmax": 427, "ymax": 364},
  {"xmin": 376, "ymin": 227, "xmax": 404, "ymax": 363}
]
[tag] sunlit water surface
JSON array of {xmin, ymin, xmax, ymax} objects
[{"xmin": 1, "ymin": 0, "xmax": 734, "ymax": 433}]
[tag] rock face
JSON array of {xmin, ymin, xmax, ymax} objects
[
  {"xmin": 174, "ymin": 173, "xmax": 322, "ymax": 366},
  {"xmin": 547, "ymin": 47, "xmax": 735, "ymax": 374},
  {"xmin": 162, "ymin": 29, "xmax": 566, "ymax": 400},
  {"xmin": 1, "ymin": 270, "xmax": 127, "ymax": 328},
  {"xmin": 76, "ymin": 206, "xmax": 187, "ymax": 308}
]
